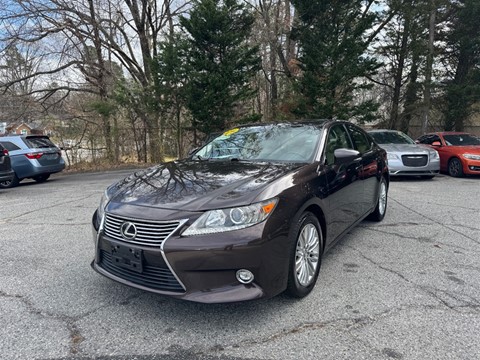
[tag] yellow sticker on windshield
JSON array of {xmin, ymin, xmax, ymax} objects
[{"xmin": 223, "ymin": 128, "xmax": 240, "ymax": 137}]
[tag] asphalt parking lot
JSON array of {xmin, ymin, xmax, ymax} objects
[{"xmin": 1, "ymin": 170, "xmax": 479, "ymax": 360}]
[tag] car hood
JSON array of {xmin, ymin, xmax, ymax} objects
[
  {"xmin": 379, "ymin": 144, "xmax": 432, "ymax": 154},
  {"xmin": 109, "ymin": 160, "xmax": 300, "ymax": 211}
]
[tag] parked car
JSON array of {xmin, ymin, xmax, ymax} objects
[
  {"xmin": 368, "ymin": 129, "xmax": 440, "ymax": 179},
  {"xmin": 0, "ymin": 143, "xmax": 15, "ymax": 187},
  {"xmin": 92, "ymin": 120, "xmax": 389, "ymax": 303},
  {"xmin": 416, "ymin": 132, "xmax": 480, "ymax": 177},
  {"xmin": 0, "ymin": 135, "xmax": 65, "ymax": 188}
]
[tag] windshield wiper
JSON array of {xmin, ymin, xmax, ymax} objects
[{"xmin": 192, "ymin": 154, "xmax": 210, "ymax": 161}]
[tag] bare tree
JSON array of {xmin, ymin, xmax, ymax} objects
[{"xmin": 0, "ymin": 0, "xmax": 191, "ymax": 162}]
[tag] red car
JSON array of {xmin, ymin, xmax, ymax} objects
[{"xmin": 416, "ymin": 132, "xmax": 480, "ymax": 177}]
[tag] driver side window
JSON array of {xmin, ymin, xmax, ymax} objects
[
  {"xmin": 418, "ymin": 134, "xmax": 441, "ymax": 145},
  {"xmin": 325, "ymin": 125, "xmax": 353, "ymax": 165}
]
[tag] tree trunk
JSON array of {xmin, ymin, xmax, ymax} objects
[
  {"xmin": 422, "ymin": 0, "xmax": 436, "ymax": 135},
  {"xmin": 389, "ymin": 5, "xmax": 411, "ymax": 130},
  {"xmin": 401, "ymin": 53, "xmax": 419, "ymax": 134}
]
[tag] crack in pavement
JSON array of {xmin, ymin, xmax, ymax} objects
[
  {"xmin": 389, "ymin": 197, "xmax": 480, "ymax": 246},
  {"xmin": 423, "ymin": 201, "xmax": 479, "ymax": 212},
  {"xmin": 1, "ymin": 193, "xmax": 98, "ymax": 223},
  {"xmin": 219, "ymin": 303, "xmax": 478, "ymax": 355},
  {"xmin": 346, "ymin": 244, "xmax": 480, "ymax": 310},
  {"xmin": 5, "ymin": 222, "xmax": 90, "ymax": 226},
  {"xmin": 0, "ymin": 290, "xmax": 145, "ymax": 356},
  {"xmin": 358, "ymin": 226, "xmax": 479, "ymax": 254}
]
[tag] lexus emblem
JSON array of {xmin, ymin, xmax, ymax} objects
[{"xmin": 120, "ymin": 222, "xmax": 137, "ymax": 240}]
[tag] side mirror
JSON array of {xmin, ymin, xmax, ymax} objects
[
  {"xmin": 334, "ymin": 148, "xmax": 360, "ymax": 165},
  {"xmin": 431, "ymin": 141, "xmax": 441, "ymax": 146}
]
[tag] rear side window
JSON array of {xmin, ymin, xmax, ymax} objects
[
  {"xmin": 24, "ymin": 137, "xmax": 56, "ymax": 149},
  {"xmin": 0, "ymin": 141, "xmax": 21, "ymax": 151},
  {"xmin": 347, "ymin": 124, "xmax": 372, "ymax": 154}
]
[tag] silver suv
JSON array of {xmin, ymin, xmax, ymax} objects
[{"xmin": 0, "ymin": 135, "xmax": 65, "ymax": 188}]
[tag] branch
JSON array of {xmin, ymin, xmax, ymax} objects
[{"xmin": 1, "ymin": 60, "xmax": 82, "ymax": 94}]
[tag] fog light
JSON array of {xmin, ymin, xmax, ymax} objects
[{"xmin": 236, "ymin": 269, "xmax": 254, "ymax": 284}]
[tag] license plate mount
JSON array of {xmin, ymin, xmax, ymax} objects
[
  {"xmin": 110, "ymin": 243, "xmax": 143, "ymax": 273},
  {"xmin": 44, "ymin": 153, "xmax": 59, "ymax": 160}
]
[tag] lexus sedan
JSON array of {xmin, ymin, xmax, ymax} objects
[
  {"xmin": 368, "ymin": 129, "xmax": 440, "ymax": 179},
  {"xmin": 417, "ymin": 132, "xmax": 480, "ymax": 177},
  {"xmin": 92, "ymin": 121, "xmax": 389, "ymax": 303},
  {"xmin": 0, "ymin": 135, "xmax": 65, "ymax": 188},
  {"xmin": 0, "ymin": 143, "xmax": 15, "ymax": 186}
]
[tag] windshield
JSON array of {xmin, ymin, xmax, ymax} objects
[
  {"xmin": 443, "ymin": 134, "xmax": 480, "ymax": 146},
  {"xmin": 193, "ymin": 125, "xmax": 323, "ymax": 163},
  {"xmin": 370, "ymin": 131, "xmax": 415, "ymax": 145}
]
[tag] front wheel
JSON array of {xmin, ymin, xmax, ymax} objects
[
  {"xmin": 448, "ymin": 158, "xmax": 464, "ymax": 177},
  {"xmin": 367, "ymin": 177, "xmax": 388, "ymax": 222},
  {"xmin": 286, "ymin": 212, "xmax": 324, "ymax": 298}
]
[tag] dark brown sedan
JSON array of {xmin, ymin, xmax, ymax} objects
[{"xmin": 91, "ymin": 120, "xmax": 389, "ymax": 303}]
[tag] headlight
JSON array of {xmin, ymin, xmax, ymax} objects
[
  {"xmin": 430, "ymin": 150, "xmax": 439, "ymax": 159},
  {"xmin": 97, "ymin": 190, "xmax": 110, "ymax": 222},
  {"xmin": 463, "ymin": 154, "xmax": 480, "ymax": 160},
  {"xmin": 387, "ymin": 153, "xmax": 399, "ymax": 160},
  {"xmin": 182, "ymin": 198, "xmax": 278, "ymax": 236}
]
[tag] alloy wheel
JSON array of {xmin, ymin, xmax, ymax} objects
[
  {"xmin": 295, "ymin": 223, "xmax": 320, "ymax": 287},
  {"xmin": 448, "ymin": 158, "xmax": 463, "ymax": 177},
  {"xmin": 378, "ymin": 180, "xmax": 387, "ymax": 216}
]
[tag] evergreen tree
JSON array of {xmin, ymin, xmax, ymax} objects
[
  {"xmin": 180, "ymin": 0, "xmax": 261, "ymax": 135},
  {"xmin": 442, "ymin": 0, "xmax": 480, "ymax": 131},
  {"xmin": 290, "ymin": 0, "xmax": 380, "ymax": 122}
]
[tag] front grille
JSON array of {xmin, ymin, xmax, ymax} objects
[
  {"xmin": 401, "ymin": 154, "xmax": 428, "ymax": 167},
  {"xmin": 99, "ymin": 250, "xmax": 184, "ymax": 293},
  {"xmin": 104, "ymin": 213, "xmax": 182, "ymax": 247}
]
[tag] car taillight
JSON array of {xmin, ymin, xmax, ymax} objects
[
  {"xmin": 25, "ymin": 152, "xmax": 44, "ymax": 159},
  {"xmin": 2, "ymin": 149, "xmax": 8, "ymax": 156}
]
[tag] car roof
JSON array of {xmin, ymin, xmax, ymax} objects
[
  {"xmin": 367, "ymin": 129, "xmax": 403, "ymax": 133},
  {"xmin": 230, "ymin": 119, "xmax": 332, "ymax": 130},
  {"xmin": 434, "ymin": 132, "xmax": 473, "ymax": 135},
  {"xmin": 1, "ymin": 135, "xmax": 51, "ymax": 139}
]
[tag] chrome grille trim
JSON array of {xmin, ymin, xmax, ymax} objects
[
  {"xmin": 401, "ymin": 154, "xmax": 428, "ymax": 167},
  {"xmin": 104, "ymin": 213, "xmax": 187, "ymax": 248}
]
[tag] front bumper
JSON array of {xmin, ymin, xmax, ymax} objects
[
  {"xmin": 388, "ymin": 157, "xmax": 440, "ymax": 176},
  {"xmin": 462, "ymin": 158, "xmax": 480, "ymax": 175},
  {"xmin": 91, "ymin": 209, "xmax": 290, "ymax": 303}
]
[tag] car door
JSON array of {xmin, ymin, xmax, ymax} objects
[
  {"xmin": 417, "ymin": 134, "xmax": 447, "ymax": 171},
  {"xmin": 323, "ymin": 124, "xmax": 364, "ymax": 244},
  {"xmin": 345, "ymin": 124, "xmax": 379, "ymax": 215}
]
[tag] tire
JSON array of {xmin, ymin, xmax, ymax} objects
[
  {"xmin": 33, "ymin": 174, "xmax": 50, "ymax": 183},
  {"xmin": 448, "ymin": 158, "xmax": 464, "ymax": 177},
  {"xmin": 367, "ymin": 177, "xmax": 388, "ymax": 222},
  {"xmin": 0, "ymin": 173, "xmax": 19, "ymax": 189},
  {"xmin": 286, "ymin": 212, "xmax": 324, "ymax": 298}
]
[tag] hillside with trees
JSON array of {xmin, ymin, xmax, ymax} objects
[{"xmin": 0, "ymin": 0, "xmax": 479, "ymax": 165}]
